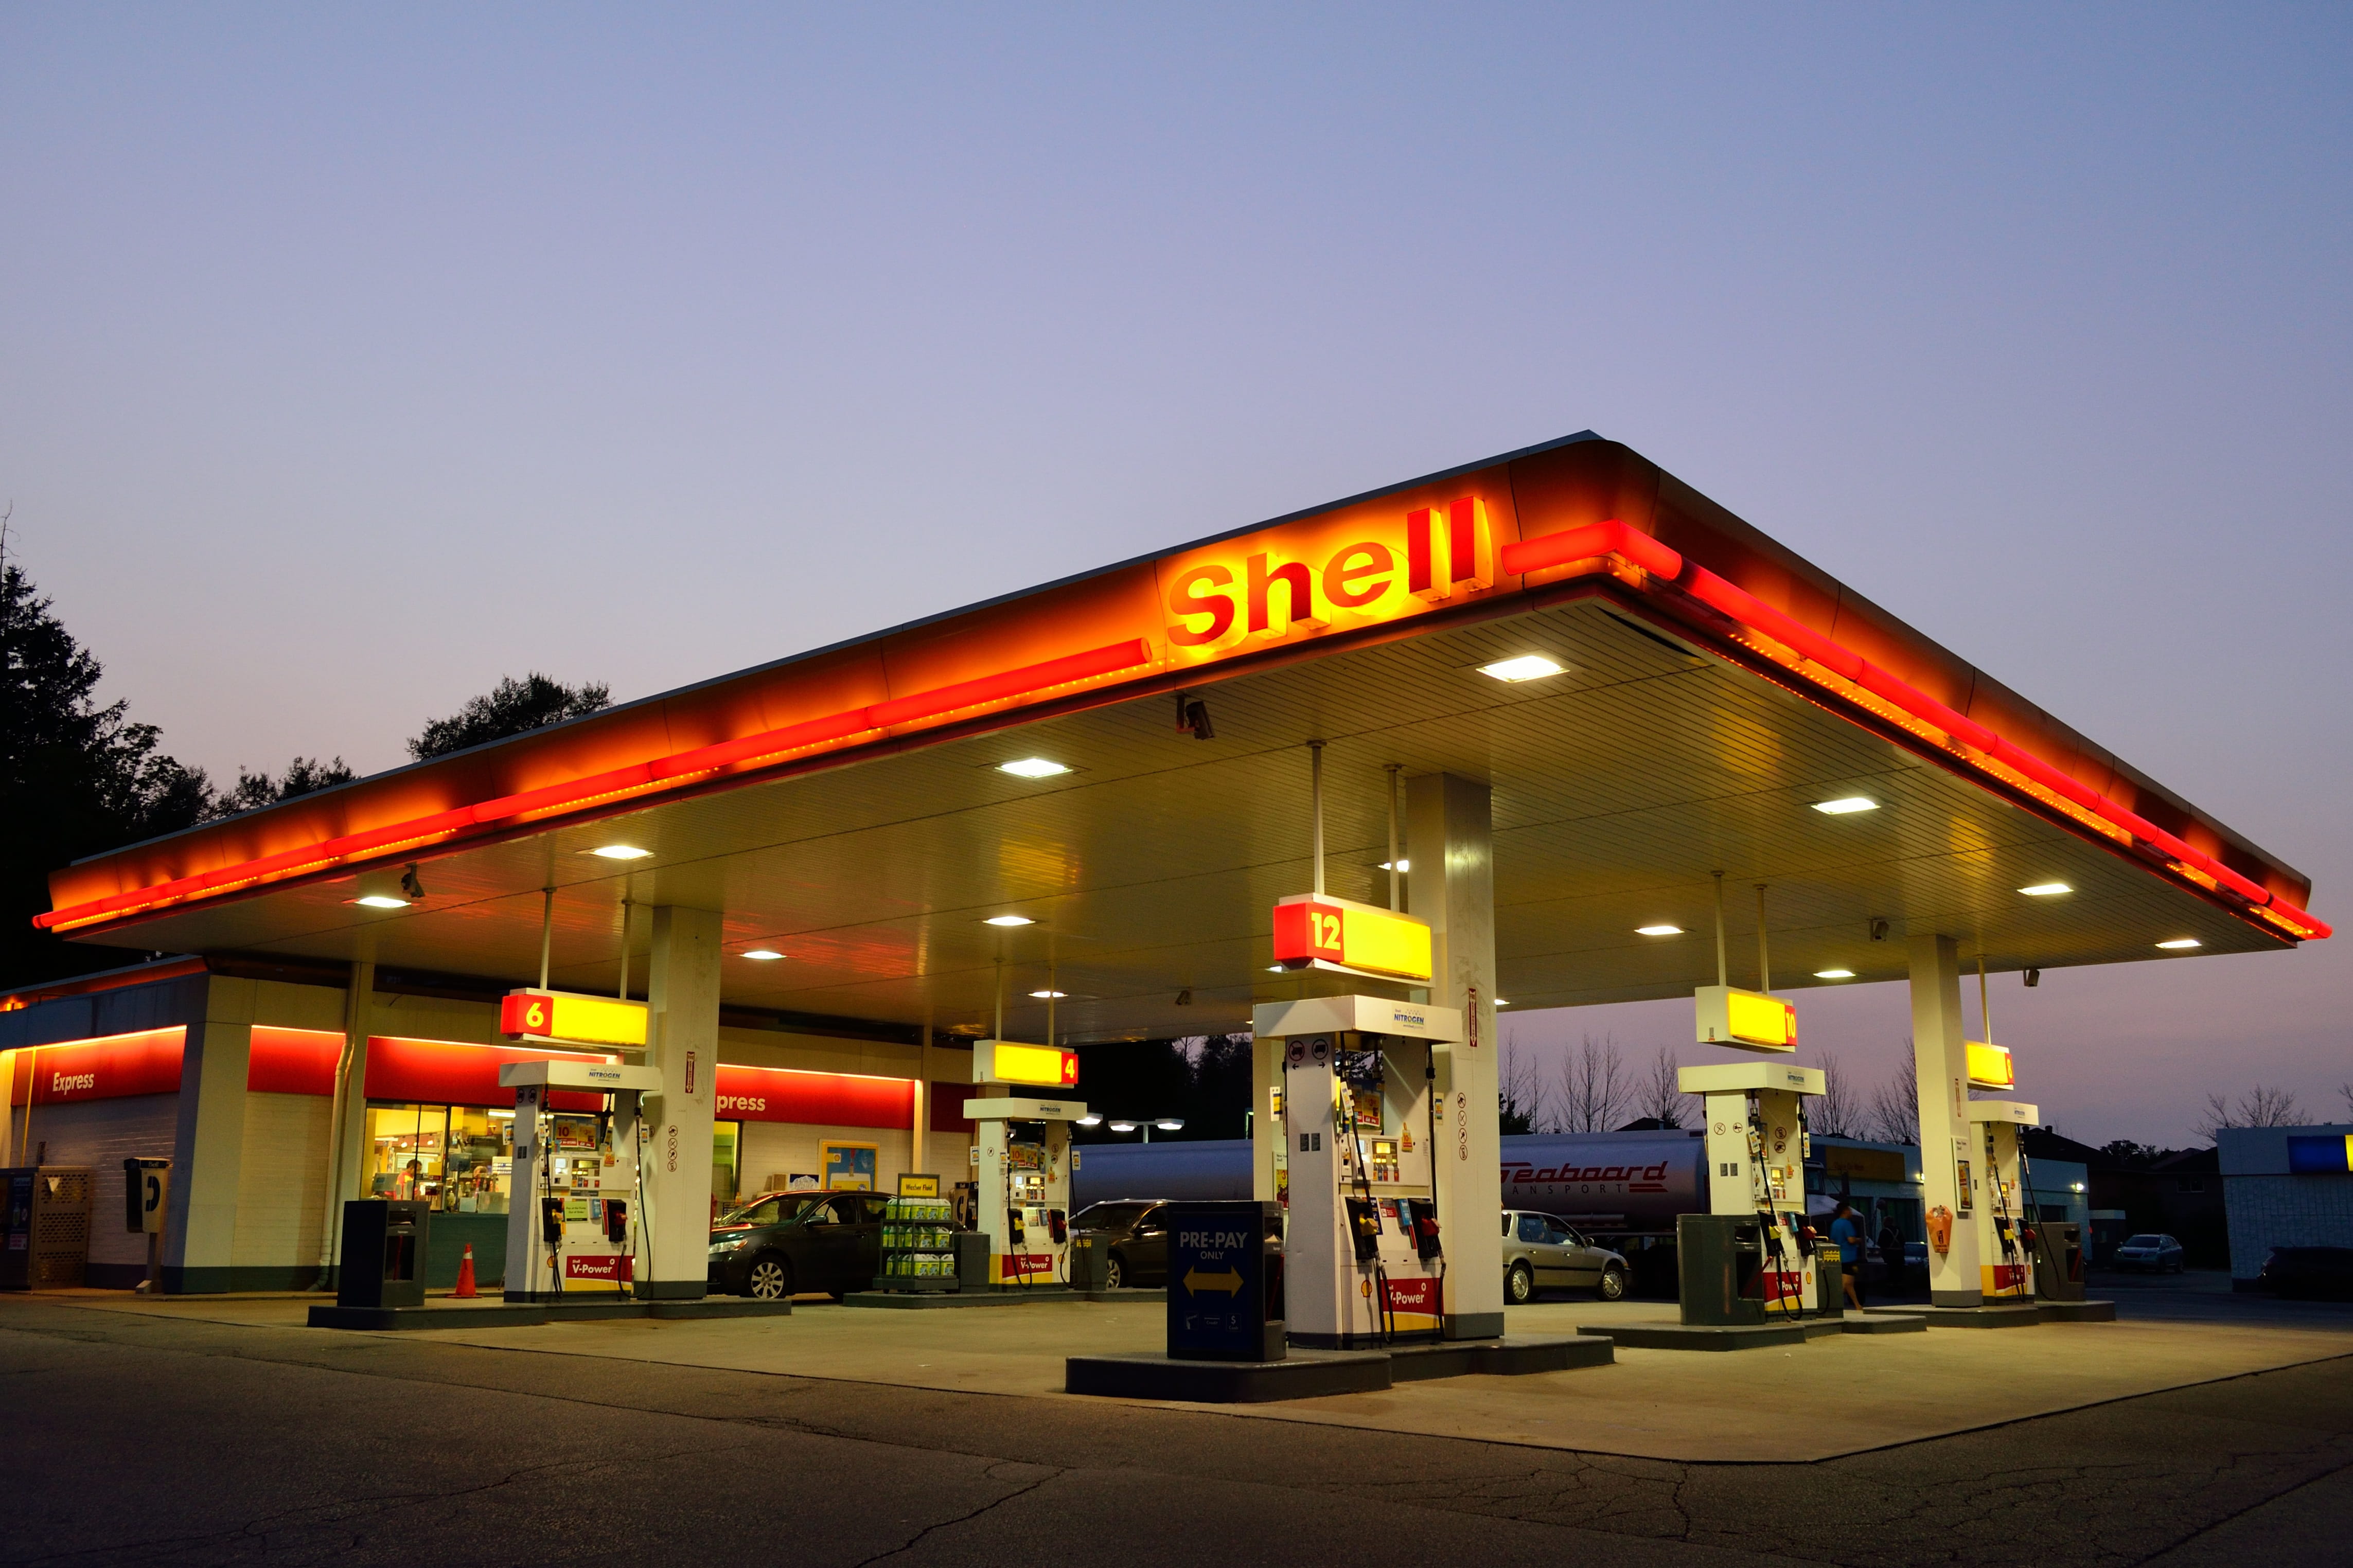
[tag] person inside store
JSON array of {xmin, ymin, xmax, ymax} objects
[
  {"xmin": 399, "ymin": 1157, "xmax": 428, "ymax": 1202},
  {"xmin": 1830, "ymin": 1199, "xmax": 1865, "ymax": 1309}
]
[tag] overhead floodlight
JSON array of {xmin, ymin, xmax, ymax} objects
[
  {"xmin": 2156, "ymin": 938, "xmax": 2201, "ymax": 950},
  {"xmin": 997, "ymin": 758, "xmax": 1071, "ymax": 779},
  {"xmin": 741, "ymin": 949, "xmax": 785, "ymax": 961},
  {"xmin": 1812, "ymin": 797, "xmax": 1878, "ymax": 815},
  {"xmin": 1155, "ymin": 1119, "xmax": 1185, "ymax": 1132},
  {"xmin": 983, "ymin": 915, "xmax": 1035, "ymax": 927},
  {"xmin": 588, "ymin": 844, "xmax": 652, "ymax": 860},
  {"xmin": 1029, "ymin": 989, "xmax": 1068, "ymax": 999},
  {"xmin": 1635, "ymin": 923, "xmax": 1683, "ymax": 937},
  {"xmin": 1109, "ymin": 1121, "xmax": 1139, "ymax": 1133},
  {"xmin": 350, "ymin": 895, "xmax": 410, "ymax": 910},
  {"xmin": 1814, "ymin": 968, "xmax": 1856, "ymax": 980},
  {"xmin": 2019, "ymin": 882, "xmax": 2072, "ymax": 897},
  {"xmin": 1077, "ymin": 1114, "xmax": 1103, "ymax": 1127},
  {"xmin": 1478, "ymin": 654, "xmax": 1566, "ymax": 683}
]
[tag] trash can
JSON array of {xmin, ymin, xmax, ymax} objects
[
  {"xmin": 953, "ymin": 1231, "xmax": 992, "ymax": 1292},
  {"xmin": 1676, "ymin": 1213, "xmax": 1766, "ymax": 1326},
  {"xmin": 1812, "ymin": 1236, "xmax": 1845, "ymax": 1315},
  {"xmin": 1067, "ymin": 1232, "xmax": 1109, "ymax": 1292},
  {"xmin": 339, "ymin": 1200, "xmax": 430, "ymax": 1309},
  {"xmin": 2032, "ymin": 1221, "xmax": 2085, "ymax": 1302}
]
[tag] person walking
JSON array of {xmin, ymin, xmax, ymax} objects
[{"xmin": 1830, "ymin": 1200, "xmax": 1866, "ymax": 1310}]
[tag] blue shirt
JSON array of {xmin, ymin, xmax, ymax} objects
[{"xmin": 1830, "ymin": 1216, "xmax": 1862, "ymax": 1262}]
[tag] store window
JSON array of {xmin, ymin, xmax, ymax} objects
[{"xmin": 366, "ymin": 1102, "xmax": 516, "ymax": 1213}]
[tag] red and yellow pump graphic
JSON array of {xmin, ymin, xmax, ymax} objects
[
  {"xmin": 499, "ymin": 989, "xmax": 648, "ymax": 1049},
  {"xmin": 1271, "ymin": 894, "xmax": 1434, "ymax": 983}
]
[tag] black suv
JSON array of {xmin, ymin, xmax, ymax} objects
[{"xmin": 708, "ymin": 1191, "xmax": 886, "ymax": 1300}]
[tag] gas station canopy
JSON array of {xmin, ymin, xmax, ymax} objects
[{"xmin": 38, "ymin": 435, "xmax": 2324, "ymax": 1043}]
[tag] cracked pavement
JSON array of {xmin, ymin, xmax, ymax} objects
[{"xmin": 0, "ymin": 1299, "xmax": 2346, "ymax": 1566}]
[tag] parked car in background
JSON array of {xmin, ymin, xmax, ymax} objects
[
  {"xmin": 2258, "ymin": 1245, "xmax": 2353, "ymax": 1300},
  {"xmin": 708, "ymin": 1191, "xmax": 885, "ymax": 1299},
  {"xmin": 1069, "ymin": 1200, "xmax": 1173, "ymax": 1288},
  {"xmin": 1502, "ymin": 1210, "xmax": 1629, "ymax": 1303},
  {"xmin": 2110, "ymin": 1233, "xmax": 2186, "ymax": 1273}
]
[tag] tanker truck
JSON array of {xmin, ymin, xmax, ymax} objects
[{"xmin": 1075, "ymin": 1128, "xmax": 1709, "ymax": 1296}]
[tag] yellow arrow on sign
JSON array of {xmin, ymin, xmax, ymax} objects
[{"xmin": 1183, "ymin": 1266, "xmax": 1244, "ymax": 1296}]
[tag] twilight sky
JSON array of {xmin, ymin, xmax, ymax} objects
[{"xmin": 4, "ymin": 7, "xmax": 2347, "ymax": 1146}]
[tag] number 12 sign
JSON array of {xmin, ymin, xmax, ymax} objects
[{"xmin": 1270, "ymin": 893, "xmax": 1433, "ymax": 983}]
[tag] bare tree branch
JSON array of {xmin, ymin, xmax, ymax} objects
[
  {"xmin": 1637, "ymin": 1044, "xmax": 1694, "ymax": 1128},
  {"xmin": 1812, "ymin": 1051, "xmax": 1863, "ymax": 1137},
  {"xmin": 2199, "ymin": 1084, "xmax": 2303, "ymax": 1142},
  {"xmin": 1552, "ymin": 1034, "xmax": 1633, "ymax": 1133},
  {"xmin": 1869, "ymin": 1047, "xmax": 1919, "ymax": 1145}
]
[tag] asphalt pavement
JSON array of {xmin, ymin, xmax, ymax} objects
[{"xmin": 0, "ymin": 1281, "xmax": 2346, "ymax": 1567}]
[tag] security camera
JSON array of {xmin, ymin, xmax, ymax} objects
[
  {"xmin": 400, "ymin": 864, "xmax": 427, "ymax": 901},
  {"xmin": 1175, "ymin": 692, "xmax": 1214, "ymax": 740},
  {"xmin": 1868, "ymin": 917, "xmax": 1889, "ymax": 942},
  {"xmin": 2024, "ymin": 968, "xmax": 2040, "ymax": 988}
]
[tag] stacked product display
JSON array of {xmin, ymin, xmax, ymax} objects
[{"xmin": 875, "ymin": 1196, "xmax": 961, "ymax": 1290}]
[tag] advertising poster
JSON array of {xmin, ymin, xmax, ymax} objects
[{"xmin": 821, "ymin": 1141, "xmax": 878, "ymax": 1191}]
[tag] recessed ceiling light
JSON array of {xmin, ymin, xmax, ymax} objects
[
  {"xmin": 1267, "ymin": 964, "xmax": 1286, "ymax": 973},
  {"xmin": 997, "ymin": 758, "xmax": 1071, "ymax": 779},
  {"xmin": 1494, "ymin": 999, "xmax": 1510, "ymax": 1008},
  {"xmin": 741, "ymin": 949, "xmax": 785, "ymax": 961},
  {"xmin": 1377, "ymin": 859, "xmax": 1410, "ymax": 872},
  {"xmin": 587, "ymin": 844, "xmax": 652, "ymax": 860},
  {"xmin": 2156, "ymin": 938, "xmax": 2201, "ymax": 950},
  {"xmin": 983, "ymin": 915, "xmax": 1035, "ymax": 927},
  {"xmin": 1478, "ymin": 654, "xmax": 1566, "ymax": 683},
  {"xmin": 2019, "ymin": 882, "xmax": 2071, "ymax": 897},
  {"xmin": 1812, "ymin": 797, "xmax": 1878, "ymax": 815},
  {"xmin": 1636, "ymin": 923, "xmax": 1683, "ymax": 937},
  {"xmin": 1814, "ymin": 968, "xmax": 1855, "ymax": 980},
  {"xmin": 349, "ymin": 895, "xmax": 410, "ymax": 910},
  {"xmin": 1029, "ymin": 989, "xmax": 1068, "ymax": 999}
]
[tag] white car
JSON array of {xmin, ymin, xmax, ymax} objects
[{"xmin": 1501, "ymin": 1210, "xmax": 1629, "ymax": 1303}]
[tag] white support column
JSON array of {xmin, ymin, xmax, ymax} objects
[
  {"xmin": 1407, "ymin": 772, "xmax": 1503, "ymax": 1340},
  {"xmin": 641, "ymin": 905, "xmax": 721, "ymax": 1299},
  {"xmin": 319, "ymin": 959, "xmax": 375, "ymax": 1286},
  {"xmin": 163, "ymin": 977, "xmax": 257, "ymax": 1294},
  {"xmin": 1909, "ymin": 933, "xmax": 1983, "ymax": 1306},
  {"xmin": 1251, "ymin": 1034, "xmax": 1282, "ymax": 1202}
]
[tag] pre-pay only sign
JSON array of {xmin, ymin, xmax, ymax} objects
[{"xmin": 1166, "ymin": 1200, "xmax": 1282, "ymax": 1363}]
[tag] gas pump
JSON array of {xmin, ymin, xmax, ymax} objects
[
  {"xmin": 1679, "ymin": 1062, "xmax": 1827, "ymax": 1318},
  {"xmin": 964, "ymin": 1084, "xmax": 1085, "ymax": 1288},
  {"xmin": 1253, "ymin": 994, "xmax": 1459, "ymax": 1350},
  {"xmin": 498, "ymin": 1059, "xmax": 662, "ymax": 1302},
  {"xmin": 1967, "ymin": 1099, "xmax": 2039, "ymax": 1299}
]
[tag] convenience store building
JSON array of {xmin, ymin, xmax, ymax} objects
[{"xmin": 2, "ymin": 432, "xmax": 2325, "ymax": 1309}]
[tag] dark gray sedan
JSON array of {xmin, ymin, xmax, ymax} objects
[{"xmin": 1502, "ymin": 1209, "xmax": 1629, "ymax": 1303}]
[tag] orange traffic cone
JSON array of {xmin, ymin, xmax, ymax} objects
[{"xmin": 453, "ymin": 1242, "xmax": 478, "ymax": 1298}]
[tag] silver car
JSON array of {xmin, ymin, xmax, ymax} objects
[{"xmin": 1502, "ymin": 1209, "xmax": 1629, "ymax": 1303}]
